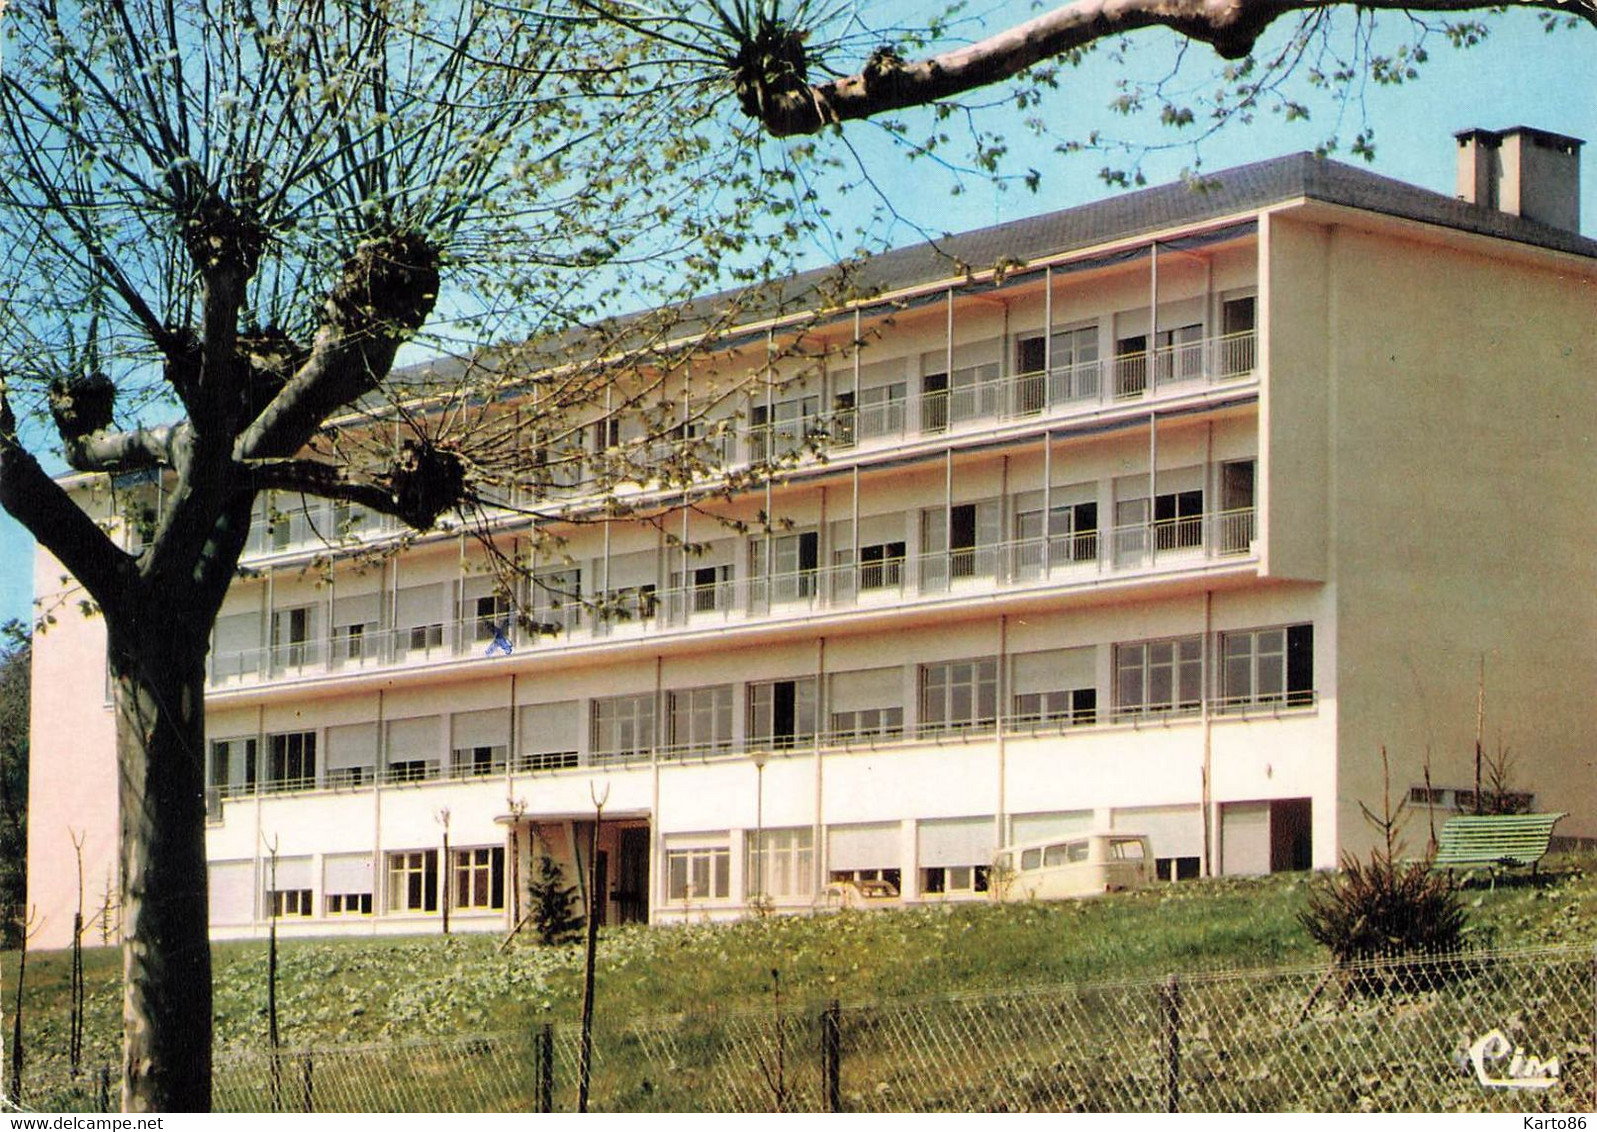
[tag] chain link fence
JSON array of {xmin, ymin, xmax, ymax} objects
[{"xmin": 10, "ymin": 945, "xmax": 1595, "ymax": 1112}]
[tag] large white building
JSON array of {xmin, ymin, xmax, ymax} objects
[{"xmin": 27, "ymin": 129, "xmax": 1597, "ymax": 946}]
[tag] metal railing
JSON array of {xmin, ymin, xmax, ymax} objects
[{"xmin": 208, "ymin": 509, "xmax": 1258, "ymax": 690}]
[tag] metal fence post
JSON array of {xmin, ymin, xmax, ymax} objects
[
  {"xmin": 1160, "ymin": 974, "xmax": 1182, "ymax": 1114},
  {"xmin": 301, "ymin": 1053, "xmax": 314, "ymax": 1113},
  {"xmin": 821, "ymin": 1000, "xmax": 841, "ymax": 1113},
  {"xmin": 96, "ymin": 1065, "xmax": 110, "ymax": 1113},
  {"xmin": 537, "ymin": 1022, "xmax": 555, "ymax": 1113}
]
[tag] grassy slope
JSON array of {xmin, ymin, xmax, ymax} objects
[{"xmin": 6, "ymin": 856, "xmax": 1596, "ymax": 1077}]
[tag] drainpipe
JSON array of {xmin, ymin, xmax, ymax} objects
[
  {"xmin": 996, "ymin": 614, "xmax": 1008, "ymax": 852},
  {"xmin": 1202, "ymin": 591, "xmax": 1215, "ymax": 877}
]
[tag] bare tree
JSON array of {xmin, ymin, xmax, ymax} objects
[
  {"xmin": 604, "ymin": 1, "xmax": 1592, "ymax": 182},
  {"xmin": 0, "ymin": 0, "xmax": 828, "ymax": 1111}
]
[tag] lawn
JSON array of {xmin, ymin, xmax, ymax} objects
[{"xmin": 5, "ymin": 855, "xmax": 1597, "ymax": 1102}]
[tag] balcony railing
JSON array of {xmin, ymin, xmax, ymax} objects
[
  {"xmin": 201, "ymin": 686, "xmax": 1317, "ymax": 808},
  {"xmin": 236, "ymin": 330, "xmax": 1258, "ymax": 563},
  {"xmin": 210, "ymin": 507, "xmax": 1258, "ymax": 687}
]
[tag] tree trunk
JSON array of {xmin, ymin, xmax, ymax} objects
[{"xmin": 111, "ymin": 614, "xmax": 213, "ymax": 1112}]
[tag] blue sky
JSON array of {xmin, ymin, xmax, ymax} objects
[{"xmin": 1, "ymin": 7, "xmax": 1591, "ymax": 629}]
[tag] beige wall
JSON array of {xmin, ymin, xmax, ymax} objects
[{"xmin": 1312, "ymin": 217, "xmax": 1597, "ymax": 852}]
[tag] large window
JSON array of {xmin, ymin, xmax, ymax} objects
[
  {"xmin": 388, "ymin": 850, "xmax": 439, "ymax": 913},
  {"xmin": 665, "ymin": 846, "xmax": 730, "ymax": 902},
  {"xmin": 1014, "ymin": 498, "xmax": 1098, "ymax": 567},
  {"xmin": 748, "ymin": 678, "xmax": 817, "ymax": 750},
  {"xmin": 591, "ymin": 693, "xmax": 656, "ymax": 760},
  {"xmin": 1221, "ymin": 625, "xmax": 1314, "ymax": 709},
  {"xmin": 452, "ymin": 847, "xmax": 505, "ymax": 911},
  {"xmin": 270, "ymin": 605, "xmax": 312, "ymax": 668},
  {"xmin": 1015, "ymin": 324, "xmax": 1099, "ymax": 407},
  {"xmin": 749, "ymin": 530, "xmax": 820, "ymax": 601},
  {"xmin": 920, "ymin": 658, "xmax": 998, "ymax": 735},
  {"xmin": 267, "ymin": 731, "xmax": 316, "ymax": 792},
  {"xmin": 921, "ymin": 501, "xmax": 1000, "ymax": 583},
  {"xmin": 746, "ymin": 828, "xmax": 814, "ymax": 900},
  {"xmin": 208, "ymin": 737, "xmax": 257, "ymax": 797},
  {"xmin": 1012, "ymin": 688, "xmax": 1097, "ymax": 728},
  {"xmin": 1115, "ymin": 637, "xmax": 1202, "ymax": 718},
  {"xmin": 669, "ymin": 685, "xmax": 735, "ymax": 754}
]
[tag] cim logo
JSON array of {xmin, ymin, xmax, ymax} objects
[{"xmin": 1470, "ymin": 1029, "xmax": 1561, "ymax": 1090}]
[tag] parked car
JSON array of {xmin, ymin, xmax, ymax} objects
[
  {"xmin": 989, "ymin": 831, "xmax": 1152, "ymax": 902},
  {"xmin": 815, "ymin": 877, "xmax": 900, "ymax": 910}
]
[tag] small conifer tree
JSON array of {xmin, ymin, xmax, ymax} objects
[{"xmin": 530, "ymin": 852, "xmax": 582, "ymax": 946}]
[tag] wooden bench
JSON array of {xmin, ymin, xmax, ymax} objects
[{"xmin": 1432, "ymin": 812, "xmax": 1566, "ymax": 877}]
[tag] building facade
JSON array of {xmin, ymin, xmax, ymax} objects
[{"xmin": 27, "ymin": 131, "xmax": 1597, "ymax": 946}]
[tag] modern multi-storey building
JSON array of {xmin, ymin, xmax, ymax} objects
[{"xmin": 27, "ymin": 127, "xmax": 1597, "ymax": 947}]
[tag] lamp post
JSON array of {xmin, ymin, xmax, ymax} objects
[{"xmin": 752, "ymin": 750, "xmax": 768, "ymax": 908}]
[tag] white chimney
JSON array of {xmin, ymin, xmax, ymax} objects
[{"xmin": 1456, "ymin": 126, "xmax": 1583, "ymax": 234}]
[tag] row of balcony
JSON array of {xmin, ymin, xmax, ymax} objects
[
  {"xmin": 204, "ymin": 686, "xmax": 1316, "ymax": 817},
  {"xmin": 239, "ymin": 330, "xmax": 1258, "ymax": 560},
  {"xmin": 210, "ymin": 508, "xmax": 1258, "ymax": 686}
]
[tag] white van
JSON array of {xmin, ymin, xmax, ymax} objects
[{"xmin": 990, "ymin": 831, "xmax": 1152, "ymax": 902}]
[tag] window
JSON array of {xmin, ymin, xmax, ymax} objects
[
  {"xmin": 1220, "ymin": 295, "xmax": 1257, "ymax": 375},
  {"xmin": 1015, "ymin": 325, "xmax": 1099, "ymax": 407},
  {"xmin": 326, "ymin": 892, "xmax": 373, "ymax": 915},
  {"xmin": 388, "ymin": 850, "xmax": 439, "ymax": 913},
  {"xmin": 828, "ymin": 867, "xmax": 901, "ymax": 892},
  {"xmin": 591, "ymin": 693, "xmax": 656, "ymax": 759},
  {"xmin": 452, "ymin": 847, "xmax": 505, "ymax": 911},
  {"xmin": 666, "ymin": 846, "xmax": 730, "ymax": 901},
  {"xmin": 1154, "ymin": 490, "xmax": 1205, "ymax": 550},
  {"xmin": 1012, "ymin": 688, "xmax": 1097, "ymax": 728},
  {"xmin": 208, "ymin": 737, "xmax": 257, "ymax": 797},
  {"xmin": 854, "ymin": 381, "xmax": 906, "ymax": 439},
  {"xmin": 1221, "ymin": 625, "xmax": 1314, "ymax": 709},
  {"xmin": 750, "ymin": 394, "xmax": 821, "ymax": 460},
  {"xmin": 746, "ymin": 828, "xmax": 814, "ymax": 900},
  {"xmin": 270, "ymin": 606, "xmax": 312, "ymax": 667},
  {"xmin": 1156, "ymin": 857, "xmax": 1201, "ymax": 881},
  {"xmin": 386, "ymin": 759, "xmax": 433, "ymax": 783},
  {"xmin": 451, "ymin": 745, "xmax": 506, "ymax": 778},
  {"xmin": 1114, "ymin": 334, "xmax": 1149, "ymax": 398},
  {"xmin": 920, "ymin": 658, "xmax": 998, "ymax": 734},
  {"xmin": 669, "ymin": 685, "xmax": 735, "ymax": 754},
  {"xmin": 266, "ymin": 888, "xmax": 313, "ymax": 917},
  {"xmin": 669, "ymin": 564, "xmax": 732, "ymax": 614},
  {"xmin": 748, "ymin": 678, "xmax": 817, "ymax": 750},
  {"xmin": 523, "ymin": 567, "xmax": 581, "ymax": 636},
  {"xmin": 921, "ymin": 501, "xmax": 1000, "ymax": 582},
  {"xmin": 1015, "ymin": 500, "xmax": 1098, "ymax": 566},
  {"xmin": 830, "ymin": 706, "xmax": 904, "ymax": 742},
  {"xmin": 1115, "ymin": 637, "xmax": 1202, "ymax": 718},
  {"xmin": 267, "ymin": 731, "xmax": 316, "ymax": 791},
  {"xmin": 473, "ymin": 592, "xmax": 511, "ymax": 642},
  {"xmin": 749, "ymin": 530, "xmax": 819, "ymax": 600},
  {"xmin": 922, "ymin": 866, "xmax": 989, "ymax": 895},
  {"xmin": 1154, "ymin": 323, "xmax": 1204, "ymax": 384},
  {"xmin": 590, "ymin": 418, "xmax": 621, "ymax": 453}
]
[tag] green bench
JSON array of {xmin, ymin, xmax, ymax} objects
[{"xmin": 1432, "ymin": 812, "xmax": 1566, "ymax": 877}]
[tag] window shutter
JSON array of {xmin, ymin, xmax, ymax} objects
[
  {"xmin": 453, "ymin": 708, "xmax": 510, "ymax": 751},
  {"xmin": 268, "ymin": 856, "xmax": 314, "ymax": 891},
  {"xmin": 325, "ymin": 723, "xmax": 378, "ymax": 770},
  {"xmin": 387, "ymin": 716, "xmax": 442, "ymax": 762},
  {"xmin": 829, "ymin": 668, "xmax": 904, "ymax": 714},
  {"xmin": 209, "ymin": 861, "xmax": 255, "ymax": 925},
  {"xmin": 323, "ymin": 854, "xmax": 374, "ymax": 895},
  {"xmin": 826, "ymin": 822, "xmax": 902, "ymax": 871},
  {"xmin": 917, "ymin": 817, "xmax": 996, "ymax": 868},
  {"xmin": 1009, "ymin": 810, "xmax": 1093, "ymax": 844},
  {"xmin": 520, "ymin": 702, "xmax": 580, "ymax": 754},
  {"xmin": 333, "ymin": 592, "xmax": 381, "ymax": 628},
  {"xmin": 1012, "ymin": 648, "xmax": 1095, "ymax": 694},
  {"xmin": 1113, "ymin": 805, "xmax": 1204, "ymax": 860}
]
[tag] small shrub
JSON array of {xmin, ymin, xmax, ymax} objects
[
  {"xmin": 529, "ymin": 853, "xmax": 581, "ymax": 946},
  {"xmin": 1298, "ymin": 852, "xmax": 1467, "ymax": 964},
  {"xmin": 1299, "ymin": 745, "xmax": 1469, "ymax": 974}
]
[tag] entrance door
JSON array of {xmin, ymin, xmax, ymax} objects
[
  {"xmin": 1270, "ymin": 798, "xmax": 1313, "ymax": 872},
  {"xmin": 616, "ymin": 827, "xmax": 650, "ymax": 924}
]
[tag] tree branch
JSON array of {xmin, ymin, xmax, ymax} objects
[
  {"xmin": 243, "ymin": 458, "xmax": 404, "ymax": 514},
  {"xmin": 745, "ymin": 0, "xmax": 1596, "ymax": 137},
  {"xmin": 60, "ymin": 423, "xmax": 185, "ymax": 476},
  {"xmin": 0, "ymin": 389, "xmax": 133, "ymax": 615},
  {"xmin": 235, "ymin": 231, "xmax": 440, "ymax": 462}
]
